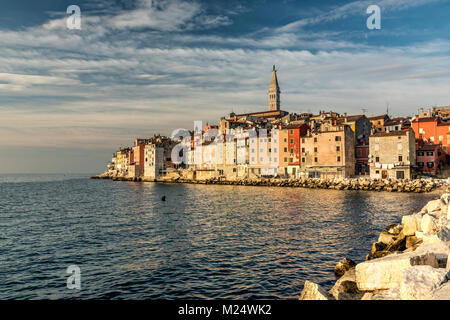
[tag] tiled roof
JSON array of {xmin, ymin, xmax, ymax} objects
[
  {"xmin": 368, "ymin": 114, "xmax": 388, "ymax": 120},
  {"xmin": 371, "ymin": 129, "xmax": 409, "ymax": 137}
]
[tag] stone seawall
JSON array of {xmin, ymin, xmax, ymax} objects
[
  {"xmin": 92, "ymin": 172, "xmax": 448, "ymax": 193},
  {"xmin": 300, "ymin": 193, "xmax": 450, "ymax": 300}
]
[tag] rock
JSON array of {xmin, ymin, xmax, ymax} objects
[
  {"xmin": 355, "ymin": 251, "xmax": 438, "ymax": 291},
  {"xmin": 405, "ymin": 236, "xmax": 422, "ymax": 249},
  {"xmin": 414, "ymin": 242, "xmax": 450, "ymax": 268},
  {"xmin": 430, "ymin": 282, "xmax": 450, "ymax": 300},
  {"xmin": 402, "ymin": 214, "xmax": 422, "ymax": 236},
  {"xmin": 334, "ymin": 258, "xmax": 356, "ymax": 278},
  {"xmin": 385, "ymin": 231, "xmax": 406, "ymax": 252},
  {"xmin": 421, "ymin": 214, "xmax": 439, "ymax": 234},
  {"xmin": 415, "ymin": 231, "xmax": 441, "ymax": 244},
  {"xmin": 447, "ymin": 254, "xmax": 450, "ymax": 270},
  {"xmin": 299, "ymin": 281, "xmax": 332, "ymax": 300},
  {"xmin": 370, "ymin": 242, "xmax": 387, "ymax": 255},
  {"xmin": 378, "ymin": 232, "xmax": 396, "ymax": 245},
  {"xmin": 370, "ymin": 287, "xmax": 401, "ymax": 300},
  {"xmin": 438, "ymin": 227, "xmax": 450, "ymax": 242},
  {"xmin": 399, "ymin": 266, "xmax": 449, "ymax": 300},
  {"xmin": 425, "ymin": 199, "xmax": 442, "ymax": 213},
  {"xmin": 386, "ymin": 224, "xmax": 402, "ymax": 235},
  {"xmin": 441, "ymin": 193, "xmax": 450, "ymax": 205},
  {"xmin": 329, "ymin": 269, "xmax": 364, "ymax": 300},
  {"xmin": 448, "ymin": 205, "xmax": 450, "ymax": 220}
]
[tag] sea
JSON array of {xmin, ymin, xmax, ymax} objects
[{"xmin": 0, "ymin": 173, "xmax": 434, "ymax": 299}]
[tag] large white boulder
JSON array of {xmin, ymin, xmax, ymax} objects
[
  {"xmin": 402, "ymin": 214, "xmax": 422, "ymax": 236},
  {"xmin": 399, "ymin": 266, "xmax": 449, "ymax": 300},
  {"xmin": 299, "ymin": 281, "xmax": 332, "ymax": 300},
  {"xmin": 425, "ymin": 199, "xmax": 443, "ymax": 213},
  {"xmin": 421, "ymin": 214, "xmax": 439, "ymax": 234},
  {"xmin": 415, "ymin": 231, "xmax": 440, "ymax": 244},
  {"xmin": 355, "ymin": 251, "xmax": 438, "ymax": 291}
]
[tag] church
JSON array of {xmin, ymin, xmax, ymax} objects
[{"xmin": 232, "ymin": 65, "xmax": 289, "ymax": 121}]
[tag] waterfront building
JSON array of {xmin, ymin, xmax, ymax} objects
[
  {"xmin": 338, "ymin": 114, "xmax": 372, "ymax": 144},
  {"xmin": 143, "ymin": 136, "xmax": 176, "ymax": 179},
  {"xmin": 115, "ymin": 148, "xmax": 130, "ymax": 176},
  {"xmin": 355, "ymin": 140, "xmax": 370, "ymax": 175},
  {"xmin": 369, "ymin": 128, "xmax": 416, "ymax": 180},
  {"xmin": 278, "ymin": 123, "xmax": 309, "ymax": 177},
  {"xmin": 299, "ymin": 122, "xmax": 355, "ymax": 178},
  {"xmin": 368, "ymin": 114, "xmax": 390, "ymax": 133},
  {"xmin": 383, "ymin": 117, "xmax": 410, "ymax": 132},
  {"xmin": 416, "ymin": 144, "xmax": 446, "ymax": 175},
  {"xmin": 411, "ymin": 116, "xmax": 450, "ymax": 155}
]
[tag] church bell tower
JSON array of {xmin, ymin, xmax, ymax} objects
[{"xmin": 268, "ymin": 65, "xmax": 280, "ymax": 111}]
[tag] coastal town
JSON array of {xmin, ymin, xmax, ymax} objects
[{"xmin": 97, "ymin": 66, "xmax": 450, "ymax": 189}]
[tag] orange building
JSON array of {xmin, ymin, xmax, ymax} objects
[
  {"xmin": 278, "ymin": 123, "xmax": 309, "ymax": 176},
  {"xmin": 368, "ymin": 114, "xmax": 390, "ymax": 133},
  {"xmin": 411, "ymin": 116, "xmax": 450, "ymax": 154}
]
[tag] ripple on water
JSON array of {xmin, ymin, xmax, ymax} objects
[{"xmin": 0, "ymin": 175, "xmax": 434, "ymax": 299}]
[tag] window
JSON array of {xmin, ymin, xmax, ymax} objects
[
  {"xmin": 356, "ymin": 149, "xmax": 362, "ymax": 157},
  {"xmin": 336, "ymin": 146, "xmax": 340, "ymax": 152},
  {"xmin": 290, "ymin": 148, "xmax": 294, "ymax": 153},
  {"xmin": 335, "ymin": 136, "xmax": 341, "ymax": 141},
  {"xmin": 290, "ymin": 139, "xmax": 294, "ymax": 144},
  {"xmin": 427, "ymin": 162, "xmax": 434, "ymax": 168},
  {"xmin": 314, "ymin": 137, "xmax": 318, "ymax": 142},
  {"xmin": 314, "ymin": 157, "xmax": 318, "ymax": 162},
  {"xmin": 398, "ymin": 155, "xmax": 403, "ymax": 162},
  {"xmin": 233, "ymin": 168, "xmax": 237, "ymax": 172},
  {"xmin": 314, "ymin": 147, "xmax": 318, "ymax": 153},
  {"xmin": 269, "ymin": 148, "xmax": 271, "ymax": 153},
  {"xmin": 375, "ymin": 170, "xmax": 380, "ymax": 174},
  {"xmin": 290, "ymin": 129, "xmax": 293, "ymax": 134},
  {"xmin": 274, "ymin": 148, "xmax": 277, "ymax": 153},
  {"xmin": 302, "ymin": 138, "xmax": 305, "ymax": 143},
  {"xmin": 284, "ymin": 147, "xmax": 287, "ymax": 152},
  {"xmin": 418, "ymin": 162, "xmax": 424, "ymax": 168},
  {"xmin": 376, "ymin": 156, "xmax": 380, "ymax": 162},
  {"xmin": 284, "ymin": 157, "xmax": 288, "ymax": 163},
  {"xmin": 301, "ymin": 148, "xmax": 305, "ymax": 153},
  {"xmin": 289, "ymin": 158, "xmax": 293, "ymax": 162},
  {"xmin": 337, "ymin": 156, "xmax": 341, "ymax": 162},
  {"xmin": 417, "ymin": 151, "xmax": 424, "ymax": 156},
  {"xmin": 302, "ymin": 158, "xmax": 305, "ymax": 163},
  {"xmin": 426, "ymin": 151, "xmax": 434, "ymax": 156},
  {"xmin": 396, "ymin": 171, "xmax": 405, "ymax": 179}
]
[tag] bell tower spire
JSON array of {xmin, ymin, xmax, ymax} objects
[{"xmin": 268, "ymin": 65, "xmax": 280, "ymax": 111}]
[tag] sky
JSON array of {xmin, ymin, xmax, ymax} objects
[{"xmin": 0, "ymin": 0, "xmax": 450, "ymax": 173}]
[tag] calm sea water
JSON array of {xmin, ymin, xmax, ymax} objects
[{"xmin": 0, "ymin": 174, "xmax": 435, "ymax": 299}]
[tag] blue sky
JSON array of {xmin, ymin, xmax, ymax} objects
[{"xmin": 1, "ymin": 0, "xmax": 450, "ymax": 173}]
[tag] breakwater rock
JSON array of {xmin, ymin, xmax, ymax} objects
[
  {"xmin": 300, "ymin": 193, "xmax": 450, "ymax": 300},
  {"xmin": 92, "ymin": 172, "xmax": 448, "ymax": 193}
]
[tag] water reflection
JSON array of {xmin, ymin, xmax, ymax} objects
[{"xmin": 0, "ymin": 176, "xmax": 433, "ymax": 299}]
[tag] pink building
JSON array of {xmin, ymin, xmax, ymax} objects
[{"xmin": 416, "ymin": 144, "xmax": 446, "ymax": 174}]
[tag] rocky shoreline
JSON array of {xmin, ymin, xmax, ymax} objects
[
  {"xmin": 92, "ymin": 173, "xmax": 448, "ymax": 193},
  {"xmin": 300, "ymin": 193, "xmax": 450, "ymax": 300}
]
